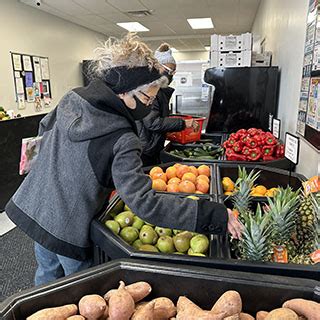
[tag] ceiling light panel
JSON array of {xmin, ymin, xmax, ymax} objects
[
  {"xmin": 187, "ymin": 18, "xmax": 214, "ymax": 29},
  {"xmin": 116, "ymin": 22, "xmax": 149, "ymax": 32}
]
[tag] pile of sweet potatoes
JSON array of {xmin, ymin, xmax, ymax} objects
[{"xmin": 26, "ymin": 281, "xmax": 320, "ymax": 320}]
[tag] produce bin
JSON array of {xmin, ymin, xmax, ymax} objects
[
  {"xmin": 91, "ymin": 194, "xmax": 221, "ymax": 266},
  {"xmin": 90, "ymin": 194, "xmax": 319, "ymax": 280},
  {"xmin": 143, "ymin": 161, "xmax": 217, "ymax": 196},
  {"xmin": 216, "ymin": 163, "xmax": 306, "ymax": 208},
  {"xmin": 160, "ymin": 140, "xmax": 293, "ymax": 169},
  {"xmin": 1, "ymin": 259, "xmax": 319, "ymax": 320}
]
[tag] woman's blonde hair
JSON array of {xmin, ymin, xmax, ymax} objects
[{"xmin": 92, "ymin": 33, "xmax": 160, "ymax": 78}]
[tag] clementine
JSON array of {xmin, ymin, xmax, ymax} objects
[
  {"xmin": 196, "ymin": 180, "xmax": 209, "ymax": 194},
  {"xmin": 178, "ymin": 180, "xmax": 196, "ymax": 193},
  {"xmin": 181, "ymin": 172, "xmax": 197, "ymax": 184},
  {"xmin": 165, "ymin": 166, "xmax": 177, "ymax": 180},
  {"xmin": 152, "ymin": 179, "xmax": 167, "ymax": 191},
  {"xmin": 149, "ymin": 166, "xmax": 163, "ymax": 177},
  {"xmin": 166, "ymin": 183, "xmax": 179, "ymax": 193},
  {"xmin": 152, "ymin": 172, "xmax": 167, "ymax": 183},
  {"xmin": 168, "ymin": 177, "xmax": 181, "ymax": 185},
  {"xmin": 197, "ymin": 165, "xmax": 210, "ymax": 177},
  {"xmin": 189, "ymin": 166, "xmax": 199, "ymax": 177},
  {"xmin": 196, "ymin": 174, "xmax": 210, "ymax": 184},
  {"xmin": 176, "ymin": 165, "xmax": 190, "ymax": 179}
]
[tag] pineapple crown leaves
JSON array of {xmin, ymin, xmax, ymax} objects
[
  {"xmin": 240, "ymin": 204, "xmax": 273, "ymax": 261},
  {"xmin": 231, "ymin": 167, "xmax": 261, "ymax": 216},
  {"xmin": 267, "ymin": 186, "xmax": 300, "ymax": 244}
]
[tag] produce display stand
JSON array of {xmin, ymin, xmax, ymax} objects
[
  {"xmin": 215, "ymin": 163, "xmax": 306, "ymax": 207},
  {"xmin": 1, "ymin": 259, "xmax": 319, "ymax": 320}
]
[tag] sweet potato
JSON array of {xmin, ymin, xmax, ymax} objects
[
  {"xmin": 104, "ymin": 289, "xmax": 117, "ymax": 301},
  {"xmin": 125, "ymin": 281, "xmax": 152, "ymax": 302},
  {"xmin": 211, "ymin": 291, "xmax": 242, "ymax": 317},
  {"xmin": 66, "ymin": 316, "xmax": 86, "ymax": 320},
  {"xmin": 79, "ymin": 294, "xmax": 107, "ymax": 319},
  {"xmin": 265, "ymin": 308, "xmax": 298, "ymax": 320},
  {"xmin": 131, "ymin": 301, "xmax": 155, "ymax": 320},
  {"xmin": 27, "ymin": 304, "xmax": 78, "ymax": 320},
  {"xmin": 256, "ymin": 311, "xmax": 269, "ymax": 320},
  {"xmin": 108, "ymin": 281, "xmax": 135, "ymax": 320},
  {"xmin": 283, "ymin": 298, "xmax": 320, "ymax": 320},
  {"xmin": 152, "ymin": 297, "xmax": 177, "ymax": 320},
  {"xmin": 98, "ymin": 305, "xmax": 109, "ymax": 320},
  {"xmin": 239, "ymin": 313, "xmax": 254, "ymax": 320},
  {"xmin": 224, "ymin": 315, "xmax": 239, "ymax": 319},
  {"xmin": 176, "ymin": 296, "xmax": 225, "ymax": 320}
]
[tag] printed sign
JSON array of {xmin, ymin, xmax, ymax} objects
[
  {"xmin": 285, "ymin": 133, "xmax": 300, "ymax": 165},
  {"xmin": 272, "ymin": 118, "xmax": 281, "ymax": 139}
]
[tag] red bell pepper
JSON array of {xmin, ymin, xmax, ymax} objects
[
  {"xmin": 262, "ymin": 145, "xmax": 275, "ymax": 156},
  {"xmin": 241, "ymin": 134, "xmax": 250, "ymax": 144},
  {"xmin": 223, "ymin": 141, "xmax": 230, "ymax": 149},
  {"xmin": 236, "ymin": 129, "xmax": 247, "ymax": 136},
  {"xmin": 275, "ymin": 144, "xmax": 285, "ymax": 158},
  {"xmin": 228, "ymin": 136, "xmax": 237, "ymax": 147},
  {"xmin": 226, "ymin": 152, "xmax": 247, "ymax": 161},
  {"xmin": 265, "ymin": 134, "xmax": 277, "ymax": 145},
  {"xmin": 242, "ymin": 146, "xmax": 250, "ymax": 156},
  {"xmin": 247, "ymin": 148, "xmax": 262, "ymax": 161},
  {"xmin": 263, "ymin": 155, "xmax": 276, "ymax": 161},
  {"xmin": 233, "ymin": 141, "xmax": 243, "ymax": 153},
  {"xmin": 245, "ymin": 137, "xmax": 259, "ymax": 148},
  {"xmin": 253, "ymin": 134, "xmax": 264, "ymax": 146},
  {"xmin": 247, "ymin": 128, "xmax": 259, "ymax": 136},
  {"xmin": 225, "ymin": 148, "xmax": 234, "ymax": 158}
]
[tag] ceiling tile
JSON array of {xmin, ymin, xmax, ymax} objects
[
  {"xmin": 74, "ymin": 14, "xmax": 109, "ymax": 25},
  {"xmin": 42, "ymin": 0, "xmax": 90, "ymax": 15},
  {"xmin": 72, "ymin": 0, "xmax": 120, "ymax": 14},
  {"xmin": 106, "ymin": 0, "xmax": 147, "ymax": 12}
]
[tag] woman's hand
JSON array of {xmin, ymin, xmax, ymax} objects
[
  {"xmin": 185, "ymin": 119, "xmax": 200, "ymax": 131},
  {"xmin": 227, "ymin": 208, "xmax": 243, "ymax": 239}
]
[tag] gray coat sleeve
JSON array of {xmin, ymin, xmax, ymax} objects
[
  {"xmin": 111, "ymin": 132, "xmax": 228, "ymax": 234},
  {"xmin": 37, "ymin": 108, "xmax": 57, "ymax": 136}
]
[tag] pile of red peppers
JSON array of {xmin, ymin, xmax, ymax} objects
[{"xmin": 223, "ymin": 128, "xmax": 285, "ymax": 162}]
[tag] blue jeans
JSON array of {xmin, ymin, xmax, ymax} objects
[{"xmin": 34, "ymin": 242, "xmax": 93, "ymax": 286}]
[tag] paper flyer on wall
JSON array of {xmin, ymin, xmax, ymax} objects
[
  {"xmin": 40, "ymin": 57, "xmax": 50, "ymax": 79},
  {"xmin": 17, "ymin": 93, "xmax": 26, "ymax": 110},
  {"xmin": 26, "ymin": 87, "xmax": 35, "ymax": 102},
  {"xmin": 33, "ymin": 57, "xmax": 42, "ymax": 82},
  {"xmin": 22, "ymin": 55, "xmax": 33, "ymax": 71},
  {"xmin": 12, "ymin": 53, "xmax": 22, "ymax": 71},
  {"xmin": 15, "ymin": 77, "xmax": 24, "ymax": 95}
]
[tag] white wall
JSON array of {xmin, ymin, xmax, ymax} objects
[
  {"xmin": 0, "ymin": 0, "xmax": 106, "ymax": 117},
  {"xmin": 252, "ymin": 0, "xmax": 319, "ymax": 178},
  {"xmin": 173, "ymin": 51, "xmax": 209, "ymax": 62}
]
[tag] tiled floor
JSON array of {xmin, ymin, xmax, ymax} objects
[{"xmin": 0, "ymin": 212, "xmax": 16, "ymax": 236}]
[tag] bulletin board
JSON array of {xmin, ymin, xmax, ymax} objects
[
  {"xmin": 10, "ymin": 51, "xmax": 52, "ymax": 112},
  {"xmin": 297, "ymin": 0, "xmax": 320, "ymax": 150}
]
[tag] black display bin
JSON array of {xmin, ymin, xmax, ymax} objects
[
  {"xmin": 160, "ymin": 141, "xmax": 293, "ymax": 169},
  {"xmin": 91, "ymin": 194, "xmax": 221, "ymax": 266},
  {"xmin": 215, "ymin": 163, "xmax": 306, "ymax": 208},
  {"xmin": 91, "ymin": 194, "xmax": 319, "ymax": 280},
  {"xmin": 1, "ymin": 259, "xmax": 319, "ymax": 320},
  {"xmin": 143, "ymin": 161, "xmax": 217, "ymax": 196}
]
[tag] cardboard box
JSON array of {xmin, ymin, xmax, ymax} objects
[
  {"xmin": 252, "ymin": 51, "xmax": 272, "ymax": 67},
  {"xmin": 211, "ymin": 33, "xmax": 252, "ymax": 52},
  {"xmin": 210, "ymin": 50, "xmax": 252, "ymax": 68}
]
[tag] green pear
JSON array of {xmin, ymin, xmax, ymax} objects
[
  {"xmin": 155, "ymin": 226, "xmax": 172, "ymax": 237},
  {"xmin": 105, "ymin": 220, "xmax": 120, "ymax": 235},
  {"xmin": 173, "ymin": 229, "xmax": 182, "ymax": 235},
  {"xmin": 120, "ymin": 227, "xmax": 139, "ymax": 244},
  {"xmin": 132, "ymin": 216, "xmax": 145, "ymax": 230},
  {"xmin": 114, "ymin": 211, "xmax": 134, "ymax": 228},
  {"xmin": 139, "ymin": 226, "xmax": 158, "ymax": 245},
  {"xmin": 124, "ymin": 204, "xmax": 132, "ymax": 211},
  {"xmin": 173, "ymin": 231, "xmax": 193, "ymax": 253},
  {"xmin": 186, "ymin": 195, "xmax": 200, "ymax": 200},
  {"xmin": 156, "ymin": 236, "xmax": 175, "ymax": 254},
  {"xmin": 190, "ymin": 234, "xmax": 209, "ymax": 254},
  {"xmin": 173, "ymin": 252, "xmax": 185, "ymax": 255},
  {"xmin": 139, "ymin": 244, "xmax": 159, "ymax": 252},
  {"xmin": 145, "ymin": 222, "xmax": 155, "ymax": 227},
  {"xmin": 132, "ymin": 239, "xmax": 143, "ymax": 250}
]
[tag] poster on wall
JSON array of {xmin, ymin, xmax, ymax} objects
[
  {"xmin": 32, "ymin": 57, "xmax": 42, "ymax": 83},
  {"xmin": 40, "ymin": 57, "xmax": 50, "ymax": 79},
  {"xmin": 12, "ymin": 53, "xmax": 22, "ymax": 71},
  {"xmin": 26, "ymin": 87, "xmax": 35, "ymax": 102},
  {"xmin": 22, "ymin": 55, "xmax": 33, "ymax": 72},
  {"xmin": 307, "ymin": 77, "xmax": 320, "ymax": 130}
]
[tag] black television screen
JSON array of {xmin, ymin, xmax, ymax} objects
[{"xmin": 204, "ymin": 67, "xmax": 279, "ymax": 133}]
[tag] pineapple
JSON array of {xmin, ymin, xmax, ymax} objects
[
  {"xmin": 296, "ymin": 193, "xmax": 318, "ymax": 255},
  {"xmin": 267, "ymin": 187, "xmax": 300, "ymax": 246},
  {"xmin": 239, "ymin": 204, "xmax": 273, "ymax": 261},
  {"xmin": 231, "ymin": 167, "xmax": 260, "ymax": 216}
]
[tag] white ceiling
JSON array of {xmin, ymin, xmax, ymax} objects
[{"xmin": 20, "ymin": 0, "xmax": 261, "ymax": 51}]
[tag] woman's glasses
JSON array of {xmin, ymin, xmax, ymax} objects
[
  {"xmin": 161, "ymin": 64, "xmax": 175, "ymax": 75},
  {"xmin": 138, "ymin": 91, "xmax": 156, "ymax": 105}
]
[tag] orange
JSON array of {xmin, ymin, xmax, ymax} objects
[
  {"xmin": 181, "ymin": 172, "xmax": 197, "ymax": 184},
  {"xmin": 165, "ymin": 166, "xmax": 177, "ymax": 180},
  {"xmin": 196, "ymin": 180, "xmax": 209, "ymax": 194},
  {"xmin": 152, "ymin": 179, "xmax": 167, "ymax": 191},
  {"xmin": 254, "ymin": 185, "xmax": 267, "ymax": 195},
  {"xmin": 152, "ymin": 172, "xmax": 167, "ymax": 183},
  {"xmin": 167, "ymin": 183, "xmax": 179, "ymax": 193},
  {"xmin": 149, "ymin": 166, "xmax": 163, "ymax": 177},
  {"xmin": 197, "ymin": 175, "xmax": 210, "ymax": 184},
  {"xmin": 168, "ymin": 177, "xmax": 181, "ymax": 185},
  {"xmin": 189, "ymin": 166, "xmax": 199, "ymax": 177},
  {"xmin": 197, "ymin": 165, "xmax": 210, "ymax": 177},
  {"xmin": 195, "ymin": 190, "xmax": 204, "ymax": 194},
  {"xmin": 178, "ymin": 180, "xmax": 196, "ymax": 193},
  {"xmin": 224, "ymin": 191, "xmax": 233, "ymax": 196},
  {"xmin": 176, "ymin": 165, "xmax": 190, "ymax": 179},
  {"xmin": 173, "ymin": 163, "xmax": 182, "ymax": 168}
]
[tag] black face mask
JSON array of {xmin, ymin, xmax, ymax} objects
[{"xmin": 128, "ymin": 96, "xmax": 151, "ymax": 120}]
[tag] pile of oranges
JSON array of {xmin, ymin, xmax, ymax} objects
[{"xmin": 149, "ymin": 163, "xmax": 211, "ymax": 194}]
